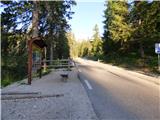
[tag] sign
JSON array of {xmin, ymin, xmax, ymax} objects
[{"xmin": 155, "ymin": 43, "xmax": 160, "ymax": 54}]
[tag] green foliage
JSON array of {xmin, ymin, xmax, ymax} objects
[
  {"xmin": 1, "ymin": 73, "xmax": 13, "ymax": 87},
  {"xmin": 72, "ymin": 24, "xmax": 103, "ymax": 60},
  {"xmin": 103, "ymin": 0, "xmax": 132, "ymax": 54},
  {"xmin": 1, "ymin": 1, "xmax": 76, "ymax": 86},
  {"xmin": 1, "ymin": 33, "xmax": 28, "ymax": 87},
  {"xmin": 39, "ymin": 1, "xmax": 76, "ymax": 60},
  {"xmin": 102, "ymin": 0, "xmax": 160, "ymax": 73},
  {"xmin": 129, "ymin": 1, "xmax": 160, "ymax": 57},
  {"xmin": 32, "ymin": 68, "xmax": 51, "ymax": 78},
  {"xmin": 91, "ymin": 24, "xmax": 103, "ymax": 57},
  {"xmin": 67, "ymin": 32, "xmax": 79, "ymax": 58},
  {"xmin": 104, "ymin": 53, "xmax": 159, "ymax": 73},
  {"xmin": 78, "ymin": 40, "xmax": 92, "ymax": 57}
]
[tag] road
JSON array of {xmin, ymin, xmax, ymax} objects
[{"xmin": 76, "ymin": 58, "xmax": 160, "ymax": 120}]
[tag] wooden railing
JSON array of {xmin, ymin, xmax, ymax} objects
[{"xmin": 32, "ymin": 59, "xmax": 75, "ymax": 71}]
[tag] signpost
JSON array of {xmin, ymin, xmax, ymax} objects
[{"xmin": 155, "ymin": 43, "xmax": 160, "ymax": 71}]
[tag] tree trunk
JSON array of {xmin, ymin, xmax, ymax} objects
[
  {"xmin": 50, "ymin": 44, "xmax": 53, "ymax": 65},
  {"xmin": 28, "ymin": 1, "xmax": 39, "ymax": 84},
  {"xmin": 46, "ymin": 2, "xmax": 54, "ymax": 63},
  {"xmin": 32, "ymin": 1, "xmax": 39, "ymax": 38},
  {"xmin": 139, "ymin": 42, "xmax": 145, "ymax": 58}
]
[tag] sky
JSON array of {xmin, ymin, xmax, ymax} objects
[{"xmin": 68, "ymin": 1, "xmax": 106, "ymax": 41}]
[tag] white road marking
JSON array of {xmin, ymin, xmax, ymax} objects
[{"xmin": 84, "ymin": 80, "xmax": 93, "ymax": 90}]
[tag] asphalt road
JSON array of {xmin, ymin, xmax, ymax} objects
[{"xmin": 76, "ymin": 59, "xmax": 160, "ymax": 120}]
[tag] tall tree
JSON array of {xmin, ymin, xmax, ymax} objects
[
  {"xmin": 32, "ymin": 1, "xmax": 39, "ymax": 38},
  {"xmin": 67, "ymin": 32, "xmax": 79, "ymax": 58},
  {"xmin": 130, "ymin": 1, "xmax": 148, "ymax": 57},
  {"xmin": 39, "ymin": 1, "xmax": 76, "ymax": 60},
  {"xmin": 103, "ymin": 0, "xmax": 132, "ymax": 54},
  {"xmin": 91, "ymin": 24, "xmax": 103, "ymax": 57},
  {"xmin": 130, "ymin": 1, "xmax": 160, "ymax": 57},
  {"xmin": 1, "ymin": 0, "xmax": 76, "ymax": 86}
]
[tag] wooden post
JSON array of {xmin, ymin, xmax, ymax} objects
[
  {"xmin": 28, "ymin": 40, "xmax": 32, "ymax": 85},
  {"xmin": 27, "ymin": 37, "xmax": 47, "ymax": 84},
  {"xmin": 43, "ymin": 47, "xmax": 47, "ymax": 72}
]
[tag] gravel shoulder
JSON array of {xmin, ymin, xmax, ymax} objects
[{"xmin": 1, "ymin": 68, "xmax": 97, "ymax": 120}]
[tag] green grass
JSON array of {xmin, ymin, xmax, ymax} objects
[
  {"xmin": 1, "ymin": 72, "xmax": 25, "ymax": 87},
  {"xmin": 1, "ymin": 74, "xmax": 13, "ymax": 87},
  {"xmin": 32, "ymin": 68, "xmax": 52, "ymax": 78},
  {"xmin": 1, "ymin": 68, "xmax": 52, "ymax": 87}
]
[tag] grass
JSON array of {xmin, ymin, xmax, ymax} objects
[
  {"xmin": 1, "ymin": 74, "xmax": 13, "ymax": 87},
  {"xmin": 32, "ymin": 68, "xmax": 52, "ymax": 78},
  {"xmin": 1, "ymin": 68, "xmax": 52, "ymax": 87},
  {"xmin": 1, "ymin": 73, "xmax": 25, "ymax": 87}
]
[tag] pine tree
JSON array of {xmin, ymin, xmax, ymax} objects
[
  {"xmin": 103, "ymin": 0, "xmax": 132, "ymax": 54},
  {"xmin": 130, "ymin": 1, "xmax": 160, "ymax": 57},
  {"xmin": 1, "ymin": 0, "xmax": 76, "ymax": 86},
  {"xmin": 67, "ymin": 32, "xmax": 79, "ymax": 58},
  {"xmin": 91, "ymin": 24, "xmax": 103, "ymax": 58}
]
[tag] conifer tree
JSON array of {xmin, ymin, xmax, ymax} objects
[
  {"xmin": 103, "ymin": 0, "xmax": 132, "ymax": 53},
  {"xmin": 91, "ymin": 24, "xmax": 103, "ymax": 57}
]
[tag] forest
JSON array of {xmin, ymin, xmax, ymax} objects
[{"xmin": 1, "ymin": 0, "xmax": 160, "ymax": 86}]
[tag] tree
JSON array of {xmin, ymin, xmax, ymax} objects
[
  {"xmin": 1, "ymin": 0, "xmax": 76, "ymax": 59},
  {"xmin": 67, "ymin": 32, "xmax": 79, "ymax": 58},
  {"xmin": 102, "ymin": 0, "xmax": 160, "ymax": 72},
  {"xmin": 130, "ymin": 1, "xmax": 160, "ymax": 57},
  {"xmin": 1, "ymin": 0, "xmax": 76, "ymax": 86},
  {"xmin": 1, "ymin": 1, "xmax": 31, "ymax": 86},
  {"xmin": 103, "ymin": 0, "xmax": 132, "ymax": 54},
  {"xmin": 32, "ymin": 1, "xmax": 39, "ymax": 38},
  {"xmin": 91, "ymin": 24, "xmax": 103, "ymax": 58},
  {"xmin": 39, "ymin": 1, "xmax": 76, "ymax": 60}
]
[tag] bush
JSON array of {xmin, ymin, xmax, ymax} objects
[
  {"xmin": 1, "ymin": 73, "xmax": 13, "ymax": 87},
  {"xmin": 1, "ymin": 56, "xmax": 27, "ymax": 87},
  {"xmin": 103, "ymin": 52, "xmax": 160, "ymax": 74}
]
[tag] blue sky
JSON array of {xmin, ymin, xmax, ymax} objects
[{"xmin": 68, "ymin": 1, "xmax": 106, "ymax": 40}]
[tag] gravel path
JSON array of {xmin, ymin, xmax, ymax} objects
[{"xmin": 2, "ymin": 68, "xmax": 97, "ymax": 120}]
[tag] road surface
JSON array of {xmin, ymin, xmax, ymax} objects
[{"xmin": 76, "ymin": 58, "xmax": 160, "ymax": 120}]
